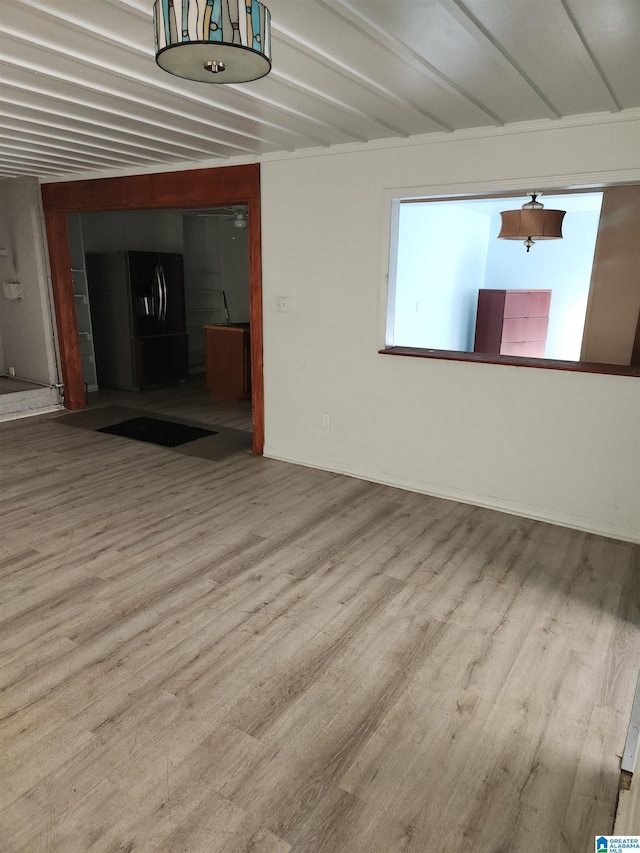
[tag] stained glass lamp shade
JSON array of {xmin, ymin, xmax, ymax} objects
[{"xmin": 154, "ymin": 0, "xmax": 272, "ymax": 84}]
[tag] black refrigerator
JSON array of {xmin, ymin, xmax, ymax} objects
[{"xmin": 86, "ymin": 251, "xmax": 188, "ymax": 391}]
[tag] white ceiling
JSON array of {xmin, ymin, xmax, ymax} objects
[{"xmin": 0, "ymin": 0, "xmax": 638, "ymax": 180}]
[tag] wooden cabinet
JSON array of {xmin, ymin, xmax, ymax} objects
[
  {"xmin": 205, "ymin": 324, "xmax": 251, "ymax": 402},
  {"xmin": 474, "ymin": 289, "xmax": 552, "ymax": 358}
]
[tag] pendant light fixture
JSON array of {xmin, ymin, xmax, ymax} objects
[
  {"xmin": 498, "ymin": 193, "xmax": 566, "ymax": 252},
  {"xmin": 154, "ymin": 0, "xmax": 272, "ymax": 84}
]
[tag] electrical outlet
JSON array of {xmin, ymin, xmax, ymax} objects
[
  {"xmin": 322, "ymin": 413, "xmax": 331, "ymax": 429},
  {"xmin": 275, "ymin": 297, "xmax": 289, "ymax": 313},
  {"xmin": 3, "ymin": 282, "xmax": 22, "ymax": 300}
]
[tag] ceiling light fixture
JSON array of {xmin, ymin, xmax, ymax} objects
[
  {"xmin": 498, "ymin": 193, "xmax": 566, "ymax": 252},
  {"xmin": 154, "ymin": 0, "xmax": 272, "ymax": 84}
]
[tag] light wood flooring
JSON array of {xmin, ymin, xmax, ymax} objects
[
  {"xmin": 0, "ymin": 408, "xmax": 638, "ymax": 852},
  {"xmin": 85, "ymin": 375, "xmax": 253, "ymax": 432}
]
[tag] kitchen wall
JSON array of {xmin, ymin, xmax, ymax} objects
[
  {"xmin": 80, "ymin": 209, "xmax": 184, "ymax": 253},
  {"xmin": 183, "ymin": 214, "xmax": 249, "ymax": 371},
  {"xmin": 183, "ymin": 214, "xmax": 249, "ymax": 324},
  {"xmin": 0, "ymin": 177, "xmax": 58, "ymax": 384},
  {"xmin": 260, "ymin": 112, "xmax": 640, "ymax": 542}
]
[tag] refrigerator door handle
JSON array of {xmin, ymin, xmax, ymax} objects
[
  {"xmin": 154, "ymin": 264, "xmax": 163, "ymax": 321},
  {"xmin": 159, "ymin": 265, "xmax": 168, "ymax": 324}
]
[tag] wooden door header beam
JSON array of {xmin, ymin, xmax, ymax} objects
[{"xmin": 41, "ymin": 163, "xmax": 260, "ymax": 212}]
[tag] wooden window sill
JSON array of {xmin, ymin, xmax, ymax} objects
[{"xmin": 379, "ymin": 347, "xmax": 640, "ymax": 377}]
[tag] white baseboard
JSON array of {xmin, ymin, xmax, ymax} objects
[
  {"xmin": 263, "ymin": 447, "xmax": 640, "ymax": 544},
  {"xmin": 0, "ymin": 404, "xmax": 64, "ymax": 424}
]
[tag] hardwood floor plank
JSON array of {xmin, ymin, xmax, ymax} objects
[
  {"xmin": 223, "ymin": 618, "xmax": 448, "ymax": 843},
  {"xmin": 4, "ymin": 779, "xmax": 133, "ymax": 853},
  {"xmin": 561, "ymin": 703, "xmax": 627, "ymax": 845},
  {"xmin": 0, "ymin": 388, "xmax": 638, "ymax": 852}
]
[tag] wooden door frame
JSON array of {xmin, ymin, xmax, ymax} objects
[{"xmin": 41, "ymin": 163, "xmax": 264, "ymax": 454}]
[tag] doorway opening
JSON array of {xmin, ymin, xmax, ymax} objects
[
  {"xmin": 41, "ymin": 163, "xmax": 264, "ymax": 454},
  {"xmin": 67, "ymin": 206, "xmax": 252, "ymax": 437}
]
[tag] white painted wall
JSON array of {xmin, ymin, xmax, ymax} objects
[
  {"xmin": 393, "ymin": 204, "xmax": 490, "ymax": 350},
  {"xmin": 260, "ymin": 115, "xmax": 640, "ymax": 542},
  {"xmin": 0, "ymin": 177, "xmax": 58, "ymax": 384}
]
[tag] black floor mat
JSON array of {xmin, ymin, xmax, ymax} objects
[{"xmin": 96, "ymin": 416, "xmax": 217, "ymax": 447}]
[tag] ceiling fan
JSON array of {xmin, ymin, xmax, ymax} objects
[{"xmin": 191, "ymin": 207, "xmax": 248, "ymax": 229}]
